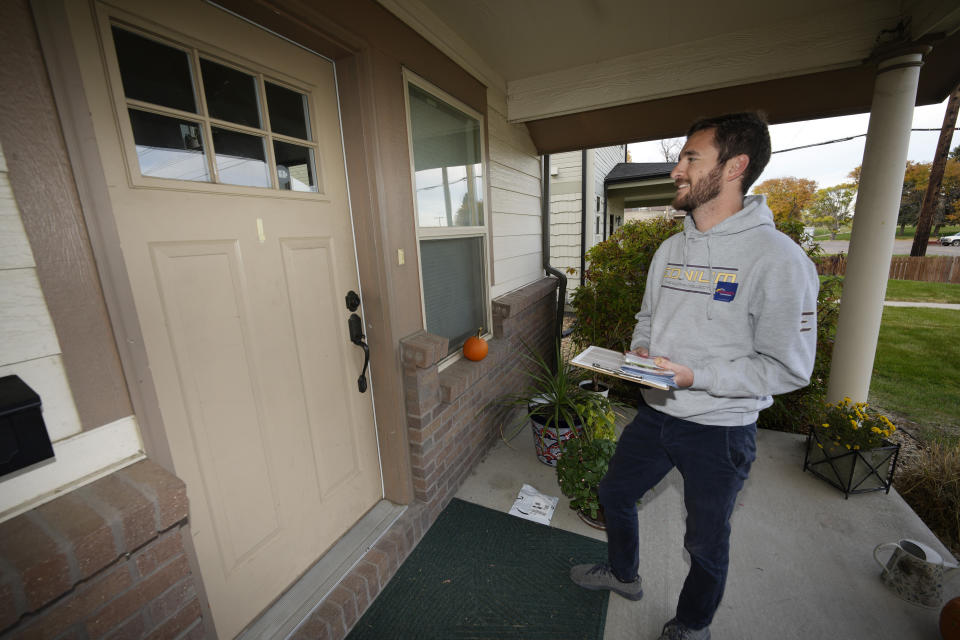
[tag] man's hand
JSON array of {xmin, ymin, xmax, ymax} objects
[
  {"xmin": 627, "ymin": 347, "xmax": 649, "ymax": 357},
  {"xmin": 653, "ymin": 356, "xmax": 694, "ymax": 388}
]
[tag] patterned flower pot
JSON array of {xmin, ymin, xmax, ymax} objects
[
  {"xmin": 803, "ymin": 427, "xmax": 900, "ymax": 498},
  {"xmin": 529, "ymin": 412, "xmax": 583, "ymax": 467}
]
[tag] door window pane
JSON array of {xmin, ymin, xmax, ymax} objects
[
  {"xmin": 129, "ymin": 109, "xmax": 209, "ymax": 182},
  {"xmin": 408, "ymin": 83, "xmax": 483, "ymax": 228},
  {"xmin": 265, "ymin": 82, "xmax": 311, "ymax": 140},
  {"xmin": 212, "ymin": 128, "xmax": 269, "ymax": 188},
  {"xmin": 274, "ymin": 141, "xmax": 316, "ymax": 192},
  {"xmin": 420, "ymin": 237, "xmax": 485, "ymax": 352},
  {"xmin": 201, "ymin": 59, "xmax": 261, "ymax": 128},
  {"xmin": 112, "ymin": 27, "xmax": 197, "ymax": 113}
]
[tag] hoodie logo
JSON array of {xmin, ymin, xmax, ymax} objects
[{"xmin": 713, "ymin": 282, "xmax": 738, "ymax": 302}]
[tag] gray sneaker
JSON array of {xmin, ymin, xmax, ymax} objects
[
  {"xmin": 658, "ymin": 618, "xmax": 711, "ymax": 640},
  {"xmin": 569, "ymin": 563, "xmax": 643, "ymax": 600}
]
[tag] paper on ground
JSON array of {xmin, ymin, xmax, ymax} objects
[{"xmin": 508, "ymin": 483, "xmax": 559, "ymax": 526}]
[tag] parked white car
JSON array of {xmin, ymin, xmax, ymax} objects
[{"xmin": 940, "ymin": 232, "xmax": 960, "ymax": 246}]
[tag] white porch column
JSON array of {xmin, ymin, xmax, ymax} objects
[{"xmin": 826, "ymin": 49, "xmax": 927, "ymax": 403}]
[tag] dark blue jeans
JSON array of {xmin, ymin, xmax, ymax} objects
[{"xmin": 598, "ymin": 403, "xmax": 757, "ymax": 630}]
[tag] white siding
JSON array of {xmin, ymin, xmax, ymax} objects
[
  {"xmin": 548, "ymin": 145, "xmax": 624, "ymax": 299},
  {"xmin": 487, "ymin": 87, "xmax": 543, "ymax": 298},
  {"xmin": 0, "ymin": 143, "xmax": 143, "ymax": 522},
  {"xmin": 593, "ymin": 146, "xmax": 625, "ymax": 246}
]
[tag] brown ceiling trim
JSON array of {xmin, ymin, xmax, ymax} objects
[
  {"xmin": 214, "ymin": 0, "xmax": 486, "ymax": 114},
  {"xmin": 526, "ymin": 30, "xmax": 960, "ymax": 155}
]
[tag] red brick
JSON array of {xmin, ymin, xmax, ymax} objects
[
  {"xmin": 290, "ymin": 612, "xmax": 331, "ymax": 640},
  {"xmin": 85, "ymin": 555, "xmax": 190, "ymax": 637},
  {"xmin": 353, "ymin": 561, "xmax": 379, "ymax": 595},
  {"xmin": 177, "ymin": 619, "xmax": 206, "ymax": 640},
  {"xmin": 326, "ymin": 585, "xmax": 358, "ymax": 630},
  {"xmin": 81, "ymin": 475, "xmax": 157, "ymax": 552},
  {"xmin": 15, "ymin": 562, "xmax": 132, "ymax": 640},
  {"xmin": 36, "ymin": 494, "xmax": 117, "ymax": 582},
  {"xmin": 339, "ymin": 573, "xmax": 370, "ymax": 614},
  {"xmin": 144, "ymin": 576, "xmax": 194, "ymax": 627},
  {"xmin": 144, "ymin": 598, "xmax": 201, "ymax": 640},
  {"xmin": 0, "ymin": 580, "xmax": 21, "ymax": 630},
  {"xmin": 133, "ymin": 530, "xmax": 184, "ymax": 579},
  {"xmin": 0, "ymin": 513, "xmax": 71, "ymax": 611},
  {"xmin": 102, "ymin": 612, "xmax": 146, "ymax": 640},
  {"xmin": 116, "ymin": 462, "xmax": 188, "ymax": 530},
  {"xmin": 316, "ymin": 601, "xmax": 346, "ymax": 640}
]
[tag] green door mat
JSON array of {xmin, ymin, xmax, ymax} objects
[{"xmin": 347, "ymin": 498, "xmax": 609, "ymax": 640}]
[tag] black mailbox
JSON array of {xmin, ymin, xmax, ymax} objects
[{"xmin": 0, "ymin": 375, "xmax": 54, "ymax": 477}]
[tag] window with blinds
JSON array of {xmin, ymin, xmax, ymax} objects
[{"xmin": 405, "ymin": 75, "xmax": 489, "ymax": 357}]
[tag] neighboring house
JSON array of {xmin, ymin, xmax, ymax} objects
[
  {"xmin": 605, "ymin": 162, "xmax": 679, "ymax": 229},
  {"xmin": 1, "ymin": 1, "xmax": 958, "ymax": 639},
  {"xmin": 548, "ymin": 146, "xmax": 626, "ymax": 298}
]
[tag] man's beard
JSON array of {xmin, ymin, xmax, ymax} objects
[{"xmin": 672, "ymin": 164, "xmax": 723, "ymax": 212}]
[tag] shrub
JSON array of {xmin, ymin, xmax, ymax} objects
[
  {"xmin": 571, "ymin": 217, "xmax": 683, "ymax": 353},
  {"xmin": 896, "ymin": 440, "xmax": 960, "ymax": 557},
  {"xmin": 813, "ymin": 398, "xmax": 896, "ymax": 450}
]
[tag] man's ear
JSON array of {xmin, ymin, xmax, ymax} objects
[{"xmin": 725, "ymin": 154, "xmax": 749, "ymax": 182}]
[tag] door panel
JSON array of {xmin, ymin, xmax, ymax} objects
[{"xmin": 64, "ymin": 1, "xmax": 383, "ymax": 636}]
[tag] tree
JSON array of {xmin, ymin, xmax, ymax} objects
[
  {"xmin": 658, "ymin": 137, "xmax": 683, "ymax": 163},
  {"xmin": 809, "ymin": 183, "xmax": 856, "ymax": 238},
  {"xmin": 913, "ymin": 84, "xmax": 959, "ymax": 256},
  {"xmin": 895, "ymin": 160, "xmax": 960, "ymax": 234},
  {"xmin": 849, "ymin": 161, "xmax": 960, "ymax": 234},
  {"xmin": 752, "ymin": 177, "xmax": 817, "ymax": 223}
]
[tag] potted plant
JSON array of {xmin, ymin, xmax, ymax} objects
[
  {"xmin": 803, "ymin": 397, "xmax": 900, "ymax": 498},
  {"xmin": 556, "ymin": 399, "xmax": 618, "ymax": 528},
  {"xmin": 502, "ymin": 343, "xmax": 613, "ymax": 467}
]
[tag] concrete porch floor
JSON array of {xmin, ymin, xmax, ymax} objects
[{"xmin": 454, "ymin": 408, "xmax": 958, "ymax": 640}]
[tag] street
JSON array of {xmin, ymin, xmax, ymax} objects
[{"xmin": 819, "ymin": 238, "xmax": 960, "ymax": 256}]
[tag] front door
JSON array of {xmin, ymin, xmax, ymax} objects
[{"xmin": 62, "ymin": 1, "xmax": 383, "ymax": 636}]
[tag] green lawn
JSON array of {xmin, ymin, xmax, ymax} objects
[
  {"xmin": 818, "ymin": 276, "xmax": 960, "ymax": 304},
  {"xmin": 884, "ymin": 279, "xmax": 960, "ymax": 304},
  {"xmin": 869, "ymin": 307, "xmax": 959, "ymax": 444}
]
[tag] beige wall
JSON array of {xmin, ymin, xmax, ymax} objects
[{"xmin": 0, "ymin": 139, "xmax": 143, "ymax": 520}]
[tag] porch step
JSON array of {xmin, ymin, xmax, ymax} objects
[{"xmin": 237, "ymin": 500, "xmax": 406, "ymax": 640}]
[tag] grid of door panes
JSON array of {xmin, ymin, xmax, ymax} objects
[{"xmin": 111, "ymin": 25, "xmax": 319, "ymax": 192}]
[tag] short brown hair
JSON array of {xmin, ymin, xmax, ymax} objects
[{"xmin": 687, "ymin": 112, "xmax": 771, "ymax": 195}]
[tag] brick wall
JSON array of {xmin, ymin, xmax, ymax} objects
[
  {"xmin": 0, "ymin": 460, "xmax": 205, "ymax": 639},
  {"xmin": 287, "ymin": 277, "xmax": 559, "ymax": 640}
]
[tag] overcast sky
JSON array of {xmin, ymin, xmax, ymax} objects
[{"xmin": 627, "ymin": 98, "xmax": 960, "ymax": 191}]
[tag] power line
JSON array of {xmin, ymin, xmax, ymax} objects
[{"xmin": 772, "ymin": 128, "xmax": 959, "ymax": 154}]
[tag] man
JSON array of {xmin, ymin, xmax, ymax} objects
[{"xmin": 570, "ymin": 112, "xmax": 818, "ymax": 640}]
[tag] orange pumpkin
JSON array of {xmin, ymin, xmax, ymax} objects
[
  {"xmin": 942, "ymin": 597, "xmax": 960, "ymax": 640},
  {"xmin": 463, "ymin": 328, "xmax": 488, "ymax": 361}
]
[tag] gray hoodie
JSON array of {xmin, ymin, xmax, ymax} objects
[{"xmin": 630, "ymin": 195, "xmax": 819, "ymax": 426}]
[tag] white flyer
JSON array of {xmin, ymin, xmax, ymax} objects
[{"xmin": 508, "ymin": 483, "xmax": 559, "ymax": 526}]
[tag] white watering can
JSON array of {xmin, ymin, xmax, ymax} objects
[{"xmin": 874, "ymin": 539, "xmax": 960, "ymax": 608}]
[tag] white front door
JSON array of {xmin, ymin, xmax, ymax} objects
[{"xmin": 63, "ymin": 1, "xmax": 383, "ymax": 636}]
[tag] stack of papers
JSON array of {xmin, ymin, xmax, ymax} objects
[{"xmin": 570, "ymin": 346, "xmax": 678, "ymax": 390}]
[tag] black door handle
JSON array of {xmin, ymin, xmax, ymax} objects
[{"xmin": 348, "ymin": 313, "xmax": 369, "ymax": 393}]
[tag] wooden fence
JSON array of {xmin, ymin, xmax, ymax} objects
[{"xmin": 817, "ymin": 254, "xmax": 960, "ymax": 284}]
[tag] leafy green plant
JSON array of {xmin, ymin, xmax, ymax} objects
[
  {"xmin": 500, "ymin": 342, "xmax": 611, "ymax": 443},
  {"xmin": 570, "ymin": 217, "xmax": 683, "ymax": 354},
  {"xmin": 557, "ymin": 436, "xmax": 617, "ymax": 520}
]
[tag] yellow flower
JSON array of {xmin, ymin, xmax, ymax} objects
[
  {"xmin": 845, "ymin": 444, "xmax": 851, "ymax": 449},
  {"xmin": 821, "ymin": 423, "xmax": 830, "ymax": 428},
  {"xmin": 853, "ymin": 445, "xmax": 860, "ymax": 450}
]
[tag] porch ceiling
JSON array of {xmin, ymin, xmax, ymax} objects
[{"xmin": 378, "ymin": 0, "xmax": 960, "ymax": 153}]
